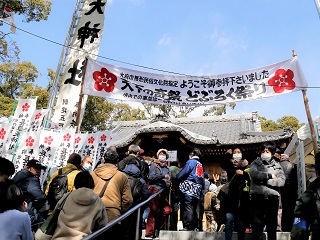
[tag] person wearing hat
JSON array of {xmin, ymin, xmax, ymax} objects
[
  {"xmin": 45, "ymin": 152, "xmax": 81, "ymax": 196},
  {"xmin": 145, "ymin": 148, "xmax": 172, "ymax": 239},
  {"xmin": 13, "ymin": 159, "xmax": 47, "ymax": 230}
]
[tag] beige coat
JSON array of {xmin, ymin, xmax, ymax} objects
[
  {"xmin": 52, "ymin": 188, "xmax": 107, "ymax": 239},
  {"xmin": 91, "ymin": 163, "xmax": 133, "ymax": 221}
]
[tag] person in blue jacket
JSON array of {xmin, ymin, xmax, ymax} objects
[{"xmin": 176, "ymin": 147, "xmax": 205, "ymax": 231}]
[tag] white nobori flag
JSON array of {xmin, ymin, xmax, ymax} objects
[
  {"xmin": 5, "ymin": 99, "xmax": 37, "ymax": 154},
  {"xmin": 51, "ymin": 0, "xmax": 107, "ymax": 129}
]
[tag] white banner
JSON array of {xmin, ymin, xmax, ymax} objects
[
  {"xmin": 78, "ymin": 132, "xmax": 99, "ymax": 164},
  {"xmin": 6, "ymin": 99, "xmax": 37, "ymax": 153},
  {"xmin": 96, "ymin": 131, "xmax": 110, "ymax": 166},
  {"xmin": 51, "ymin": 0, "xmax": 107, "ymax": 128},
  {"xmin": 13, "ymin": 131, "xmax": 40, "ymax": 172},
  {"xmin": 28, "ymin": 109, "xmax": 48, "ymax": 132},
  {"xmin": 36, "ymin": 130, "xmax": 61, "ymax": 167},
  {"xmin": 73, "ymin": 133, "xmax": 89, "ymax": 153},
  {"xmin": 52, "ymin": 129, "xmax": 76, "ymax": 167},
  {"xmin": 0, "ymin": 123, "xmax": 11, "ymax": 155},
  {"xmin": 83, "ymin": 57, "xmax": 308, "ymax": 106}
]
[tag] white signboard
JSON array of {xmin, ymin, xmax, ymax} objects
[{"xmin": 167, "ymin": 150, "xmax": 178, "ymax": 162}]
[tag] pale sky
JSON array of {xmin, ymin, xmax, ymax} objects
[{"xmin": 4, "ymin": 0, "xmax": 320, "ymax": 124}]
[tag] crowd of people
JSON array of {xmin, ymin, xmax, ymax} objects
[{"xmin": 0, "ymin": 141, "xmax": 319, "ymax": 240}]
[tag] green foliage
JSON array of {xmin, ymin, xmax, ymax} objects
[
  {"xmin": 0, "ymin": 33, "xmax": 20, "ymax": 63},
  {"xmin": 142, "ymin": 103, "xmax": 196, "ymax": 118},
  {"xmin": 81, "ymin": 99, "xmax": 147, "ymax": 132},
  {"xmin": 113, "ymin": 102, "xmax": 147, "ymax": 121},
  {"xmin": 0, "ymin": 61, "xmax": 38, "ymax": 98},
  {"xmin": 0, "ymin": 1, "xmax": 52, "ymax": 64},
  {"xmin": 19, "ymin": 83, "xmax": 50, "ymax": 109},
  {"xmin": 7, "ymin": 0, "xmax": 52, "ymax": 22},
  {"xmin": 81, "ymin": 96, "xmax": 114, "ymax": 132},
  {"xmin": 259, "ymin": 115, "xmax": 304, "ymax": 132},
  {"xmin": 203, "ymin": 103, "xmax": 236, "ymax": 116},
  {"xmin": 0, "ymin": 93, "xmax": 15, "ymax": 116}
]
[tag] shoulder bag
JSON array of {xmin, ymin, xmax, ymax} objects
[
  {"xmin": 34, "ymin": 192, "xmax": 70, "ymax": 240},
  {"xmin": 217, "ymin": 174, "xmax": 236, "ymax": 201}
]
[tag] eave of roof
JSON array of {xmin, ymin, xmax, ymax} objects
[{"xmin": 111, "ymin": 113, "xmax": 293, "ymax": 147}]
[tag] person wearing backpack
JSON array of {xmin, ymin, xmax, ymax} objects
[
  {"xmin": 291, "ymin": 151, "xmax": 320, "ymax": 240},
  {"xmin": 45, "ymin": 153, "xmax": 81, "ymax": 210},
  {"xmin": 118, "ymin": 144, "xmax": 142, "ymax": 171},
  {"xmin": 122, "ymin": 163, "xmax": 150, "ymax": 240},
  {"xmin": 51, "ymin": 172, "xmax": 107, "ymax": 239},
  {"xmin": 13, "ymin": 159, "xmax": 47, "ymax": 231}
]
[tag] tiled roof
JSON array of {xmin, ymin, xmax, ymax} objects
[{"xmin": 111, "ymin": 112, "xmax": 293, "ymax": 148}]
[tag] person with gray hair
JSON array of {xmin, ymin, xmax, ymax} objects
[
  {"xmin": 91, "ymin": 148, "xmax": 133, "ymax": 240},
  {"xmin": 118, "ymin": 144, "xmax": 141, "ymax": 171}
]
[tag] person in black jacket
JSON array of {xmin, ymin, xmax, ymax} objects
[
  {"xmin": 279, "ymin": 153, "xmax": 298, "ymax": 232},
  {"xmin": 219, "ymin": 148, "xmax": 251, "ymax": 240},
  {"xmin": 118, "ymin": 144, "xmax": 141, "ymax": 171},
  {"xmin": 0, "ymin": 157, "xmax": 15, "ymax": 182},
  {"xmin": 13, "ymin": 159, "xmax": 47, "ymax": 231},
  {"xmin": 291, "ymin": 151, "xmax": 320, "ymax": 240}
]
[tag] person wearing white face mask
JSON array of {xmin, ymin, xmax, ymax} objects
[
  {"xmin": 249, "ymin": 142, "xmax": 286, "ymax": 240},
  {"xmin": 145, "ymin": 149, "xmax": 172, "ymax": 239},
  {"xmin": 80, "ymin": 156, "xmax": 93, "ymax": 172},
  {"xmin": 219, "ymin": 148, "xmax": 251, "ymax": 240}
]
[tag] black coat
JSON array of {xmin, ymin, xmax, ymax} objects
[
  {"xmin": 219, "ymin": 153, "xmax": 251, "ymax": 215},
  {"xmin": 13, "ymin": 169, "xmax": 47, "ymax": 227}
]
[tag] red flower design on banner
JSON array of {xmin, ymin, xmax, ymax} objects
[
  {"xmin": 35, "ymin": 112, "xmax": 42, "ymax": 120},
  {"xmin": 196, "ymin": 164, "xmax": 204, "ymax": 177},
  {"xmin": 88, "ymin": 136, "xmax": 95, "ymax": 144},
  {"xmin": 22, "ymin": 103, "xmax": 30, "ymax": 112},
  {"xmin": 26, "ymin": 136, "xmax": 35, "ymax": 147},
  {"xmin": 110, "ymin": 136, "xmax": 113, "ymax": 141},
  {"xmin": 100, "ymin": 134, "xmax": 107, "ymax": 141},
  {"xmin": 0, "ymin": 128, "xmax": 6, "ymax": 139},
  {"xmin": 93, "ymin": 68, "xmax": 117, "ymax": 92},
  {"xmin": 44, "ymin": 136, "xmax": 53, "ymax": 145},
  {"xmin": 63, "ymin": 133, "xmax": 71, "ymax": 142},
  {"xmin": 268, "ymin": 68, "xmax": 295, "ymax": 93},
  {"xmin": 75, "ymin": 137, "xmax": 81, "ymax": 144}
]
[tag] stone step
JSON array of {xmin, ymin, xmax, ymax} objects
[{"xmin": 141, "ymin": 230, "xmax": 292, "ymax": 240}]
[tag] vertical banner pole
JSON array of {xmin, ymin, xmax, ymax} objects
[
  {"xmin": 75, "ymin": 58, "xmax": 88, "ymax": 133},
  {"xmin": 292, "ymin": 50, "xmax": 319, "ymax": 154}
]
